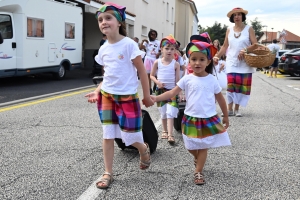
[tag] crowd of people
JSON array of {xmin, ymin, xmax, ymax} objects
[{"xmin": 85, "ymin": 2, "xmax": 278, "ymax": 189}]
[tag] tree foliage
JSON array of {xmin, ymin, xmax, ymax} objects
[
  {"xmin": 198, "ymin": 17, "xmax": 264, "ymax": 44},
  {"xmin": 198, "ymin": 22, "xmax": 228, "ymax": 45},
  {"xmin": 250, "ymin": 17, "xmax": 263, "ymax": 39}
]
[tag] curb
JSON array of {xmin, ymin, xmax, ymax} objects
[{"xmin": 0, "ymin": 85, "xmax": 96, "ymax": 108}]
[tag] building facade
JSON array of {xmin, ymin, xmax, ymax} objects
[{"xmin": 73, "ymin": 0, "xmax": 198, "ymax": 67}]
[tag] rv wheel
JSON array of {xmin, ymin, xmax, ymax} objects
[{"xmin": 53, "ymin": 65, "xmax": 66, "ymax": 79}]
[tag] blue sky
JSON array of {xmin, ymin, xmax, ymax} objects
[{"xmin": 194, "ymin": 0, "xmax": 300, "ymax": 36}]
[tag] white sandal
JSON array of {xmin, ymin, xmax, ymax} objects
[{"xmin": 96, "ymin": 172, "xmax": 114, "ymax": 189}]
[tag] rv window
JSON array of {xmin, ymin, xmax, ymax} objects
[
  {"xmin": 65, "ymin": 23, "xmax": 75, "ymax": 39},
  {"xmin": 27, "ymin": 18, "xmax": 44, "ymax": 38},
  {"xmin": 0, "ymin": 15, "xmax": 13, "ymax": 39}
]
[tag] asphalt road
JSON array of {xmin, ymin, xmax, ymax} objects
[
  {"xmin": 0, "ymin": 68, "xmax": 95, "ymax": 104},
  {"xmin": 0, "ymin": 72, "xmax": 299, "ymax": 199}
]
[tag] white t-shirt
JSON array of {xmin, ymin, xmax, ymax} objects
[
  {"xmin": 267, "ymin": 43, "xmax": 280, "ymax": 58},
  {"xmin": 143, "ymin": 40, "xmax": 160, "ymax": 58},
  {"xmin": 177, "ymin": 74, "xmax": 222, "ymax": 118},
  {"xmin": 95, "ymin": 37, "xmax": 144, "ymax": 95}
]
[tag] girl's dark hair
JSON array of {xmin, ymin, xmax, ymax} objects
[
  {"xmin": 179, "ymin": 50, "xmax": 184, "ymax": 57},
  {"xmin": 229, "ymin": 13, "xmax": 246, "ymax": 23},
  {"xmin": 106, "ymin": 10, "xmax": 127, "ymax": 36},
  {"xmin": 205, "ymin": 61, "xmax": 214, "ymax": 74},
  {"xmin": 148, "ymin": 30, "xmax": 158, "ymax": 41},
  {"xmin": 119, "ymin": 21, "xmax": 127, "ymax": 36}
]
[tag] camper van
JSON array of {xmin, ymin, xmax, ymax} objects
[{"xmin": 0, "ymin": 0, "xmax": 83, "ymax": 79}]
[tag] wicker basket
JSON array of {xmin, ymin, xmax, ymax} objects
[{"xmin": 244, "ymin": 48, "xmax": 275, "ymax": 68}]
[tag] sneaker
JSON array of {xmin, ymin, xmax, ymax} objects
[
  {"xmin": 221, "ymin": 110, "xmax": 235, "ymax": 117},
  {"xmin": 235, "ymin": 110, "xmax": 242, "ymax": 117}
]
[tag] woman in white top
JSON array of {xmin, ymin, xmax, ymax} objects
[{"xmin": 213, "ymin": 7, "xmax": 258, "ymax": 117}]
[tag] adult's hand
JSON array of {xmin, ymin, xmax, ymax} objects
[{"xmin": 238, "ymin": 49, "xmax": 245, "ymax": 61}]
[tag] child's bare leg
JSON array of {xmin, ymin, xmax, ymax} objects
[
  {"xmin": 97, "ymin": 139, "xmax": 114, "ymax": 187},
  {"xmin": 162, "ymin": 118, "xmax": 167, "ymax": 132},
  {"xmin": 234, "ymin": 104, "xmax": 240, "ymax": 111},
  {"xmin": 131, "ymin": 142, "xmax": 150, "ymax": 169},
  {"xmin": 147, "ymin": 74, "xmax": 151, "ymax": 90},
  {"xmin": 167, "ymin": 118, "xmax": 175, "ymax": 143},
  {"xmin": 228, "ymin": 102, "xmax": 233, "ymax": 111},
  {"xmin": 195, "ymin": 149, "xmax": 208, "ymax": 173},
  {"xmin": 167, "ymin": 118, "xmax": 174, "ymax": 136},
  {"xmin": 188, "ymin": 150, "xmax": 198, "ymax": 161}
]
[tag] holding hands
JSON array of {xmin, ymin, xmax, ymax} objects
[
  {"xmin": 84, "ymin": 91, "xmax": 99, "ymax": 103},
  {"xmin": 142, "ymin": 96, "xmax": 154, "ymax": 108}
]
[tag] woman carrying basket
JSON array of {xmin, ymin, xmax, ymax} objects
[{"xmin": 213, "ymin": 7, "xmax": 258, "ymax": 117}]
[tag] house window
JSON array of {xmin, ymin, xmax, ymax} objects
[
  {"xmin": 0, "ymin": 14, "xmax": 13, "ymax": 39},
  {"xmin": 166, "ymin": 3, "xmax": 169, "ymax": 21},
  {"xmin": 65, "ymin": 22, "xmax": 75, "ymax": 39},
  {"xmin": 142, "ymin": 25, "xmax": 147, "ymax": 36},
  {"xmin": 27, "ymin": 17, "xmax": 44, "ymax": 38}
]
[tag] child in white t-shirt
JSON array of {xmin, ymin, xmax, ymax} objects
[
  {"xmin": 85, "ymin": 2, "xmax": 154, "ymax": 190},
  {"xmin": 150, "ymin": 35, "xmax": 231, "ymax": 185},
  {"xmin": 150, "ymin": 35, "xmax": 180, "ymax": 144}
]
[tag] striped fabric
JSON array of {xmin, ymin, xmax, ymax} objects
[
  {"xmin": 97, "ymin": 90, "xmax": 142, "ymax": 133},
  {"xmin": 227, "ymin": 73, "xmax": 252, "ymax": 95},
  {"xmin": 182, "ymin": 114, "xmax": 226, "ymax": 138},
  {"xmin": 155, "ymin": 88, "xmax": 178, "ymax": 108}
]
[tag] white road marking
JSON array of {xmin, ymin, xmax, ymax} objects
[
  {"xmin": 287, "ymin": 85, "xmax": 300, "ymax": 90},
  {"xmin": 77, "ymin": 119, "xmax": 162, "ymax": 200}
]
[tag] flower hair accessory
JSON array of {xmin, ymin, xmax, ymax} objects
[
  {"xmin": 95, "ymin": 2, "xmax": 126, "ymax": 22},
  {"xmin": 160, "ymin": 34, "xmax": 177, "ymax": 48}
]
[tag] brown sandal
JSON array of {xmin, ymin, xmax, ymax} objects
[
  {"xmin": 140, "ymin": 143, "xmax": 151, "ymax": 170},
  {"xmin": 168, "ymin": 135, "xmax": 175, "ymax": 144},
  {"xmin": 161, "ymin": 131, "xmax": 168, "ymax": 139},
  {"xmin": 96, "ymin": 172, "xmax": 114, "ymax": 189},
  {"xmin": 194, "ymin": 172, "xmax": 205, "ymax": 185}
]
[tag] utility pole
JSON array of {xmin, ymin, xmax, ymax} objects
[{"xmin": 271, "ymin": 28, "xmax": 274, "ymax": 41}]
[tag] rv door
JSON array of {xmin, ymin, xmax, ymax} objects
[{"xmin": 0, "ymin": 13, "xmax": 17, "ymax": 77}]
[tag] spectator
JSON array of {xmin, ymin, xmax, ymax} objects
[{"xmin": 267, "ymin": 39, "xmax": 280, "ymax": 78}]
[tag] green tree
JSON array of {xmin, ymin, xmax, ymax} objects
[
  {"xmin": 250, "ymin": 17, "xmax": 263, "ymax": 39},
  {"xmin": 200, "ymin": 22, "xmax": 228, "ymax": 45},
  {"xmin": 197, "ymin": 24, "xmax": 206, "ymax": 34}
]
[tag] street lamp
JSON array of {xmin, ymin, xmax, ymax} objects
[{"xmin": 262, "ymin": 25, "xmax": 268, "ymax": 46}]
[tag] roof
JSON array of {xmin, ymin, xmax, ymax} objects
[
  {"xmin": 261, "ymin": 30, "xmax": 300, "ymax": 43},
  {"xmin": 91, "ymin": 0, "xmax": 136, "ymax": 17},
  {"xmin": 278, "ymin": 30, "xmax": 300, "ymax": 42}
]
